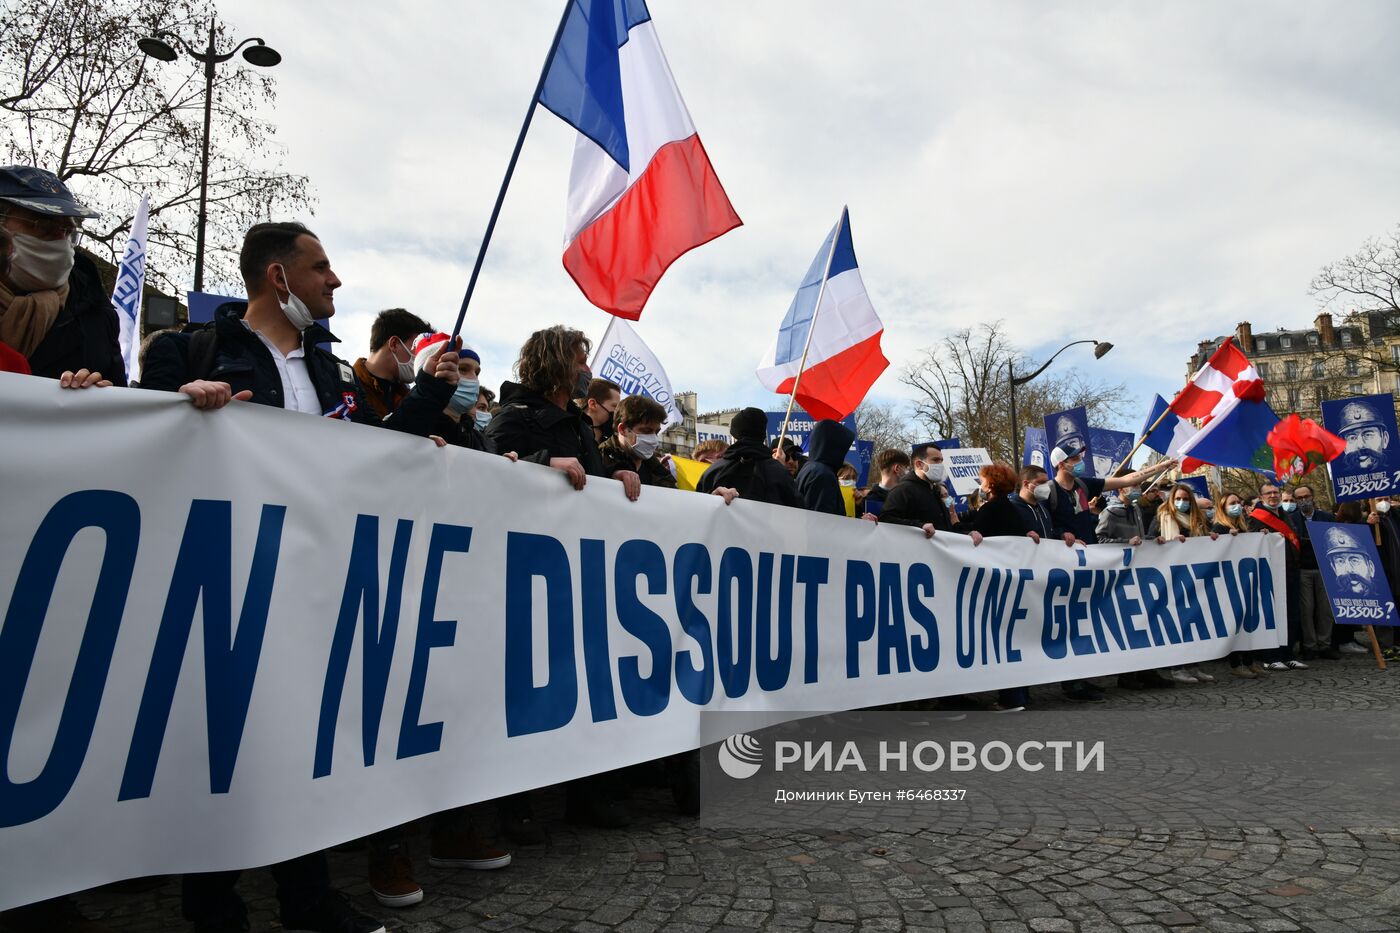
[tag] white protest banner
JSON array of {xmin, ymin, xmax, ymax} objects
[
  {"xmin": 0, "ymin": 373, "xmax": 1285, "ymax": 909},
  {"xmin": 590, "ymin": 317, "xmax": 682, "ymax": 431},
  {"xmin": 696, "ymin": 422, "xmax": 730, "ymax": 444},
  {"xmin": 944, "ymin": 447, "xmax": 994, "ymax": 495}
]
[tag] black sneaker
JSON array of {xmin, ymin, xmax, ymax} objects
[
  {"xmin": 1318, "ymin": 647, "xmax": 1342, "ymax": 660},
  {"xmin": 1061, "ymin": 683, "xmax": 1105, "ymax": 703},
  {"xmin": 281, "ymin": 894, "xmax": 385, "ymax": 933}
]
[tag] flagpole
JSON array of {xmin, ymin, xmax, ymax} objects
[
  {"xmin": 1110, "ymin": 406, "xmax": 1176, "ymax": 477},
  {"xmin": 776, "ymin": 206, "xmax": 846, "ymax": 450},
  {"xmin": 446, "ymin": 0, "xmax": 574, "ymax": 345}
]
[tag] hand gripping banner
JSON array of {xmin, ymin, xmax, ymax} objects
[{"xmin": 0, "ymin": 373, "xmax": 1284, "ymax": 908}]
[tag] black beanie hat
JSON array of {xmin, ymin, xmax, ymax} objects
[{"xmin": 730, "ymin": 407, "xmax": 768, "ymax": 442}]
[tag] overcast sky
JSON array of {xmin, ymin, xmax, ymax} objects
[{"xmin": 209, "ymin": 0, "xmax": 1400, "ymax": 430}]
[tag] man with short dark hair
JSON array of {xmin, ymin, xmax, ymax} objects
[
  {"xmin": 879, "ymin": 442, "xmax": 954, "ymax": 536},
  {"xmin": 141, "ymin": 222, "xmax": 461, "ymax": 933},
  {"xmin": 599, "ymin": 394, "xmax": 676, "ymax": 488},
  {"xmin": 354, "ymin": 308, "xmax": 433, "ymax": 419},
  {"xmin": 860, "ymin": 448, "xmax": 910, "ymax": 519},
  {"xmin": 578, "ymin": 376, "xmax": 621, "ymax": 443}
]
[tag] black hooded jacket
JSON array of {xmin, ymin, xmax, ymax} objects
[
  {"xmin": 696, "ymin": 437, "xmax": 801, "ymax": 507},
  {"xmin": 795, "ymin": 419, "xmax": 855, "ymax": 515},
  {"xmin": 484, "ymin": 380, "xmax": 606, "ymax": 476},
  {"xmin": 880, "ymin": 468, "xmax": 953, "ymax": 530}
]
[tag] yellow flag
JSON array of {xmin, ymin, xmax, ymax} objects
[
  {"xmin": 672, "ymin": 455, "xmax": 711, "ymax": 492},
  {"xmin": 841, "ymin": 485, "xmax": 856, "ymax": 517}
]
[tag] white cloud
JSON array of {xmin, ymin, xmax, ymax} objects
[{"xmin": 212, "ymin": 0, "xmax": 1400, "ymax": 425}]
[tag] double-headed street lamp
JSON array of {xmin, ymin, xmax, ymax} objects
[
  {"xmin": 138, "ymin": 22, "xmax": 280, "ymax": 292},
  {"xmin": 1008, "ymin": 339, "xmax": 1114, "ymax": 466}
]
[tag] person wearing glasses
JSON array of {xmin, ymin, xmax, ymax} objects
[{"xmin": 0, "ymin": 165, "xmax": 125, "ymax": 385}]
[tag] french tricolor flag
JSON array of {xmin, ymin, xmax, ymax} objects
[
  {"xmin": 538, "ymin": 0, "xmax": 742, "ymax": 319},
  {"xmin": 1170, "ymin": 338, "xmax": 1265, "ymax": 420},
  {"xmin": 756, "ymin": 208, "xmax": 889, "ymax": 422}
]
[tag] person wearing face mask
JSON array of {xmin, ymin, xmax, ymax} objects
[
  {"xmin": 598, "ymin": 394, "xmax": 677, "ymax": 489},
  {"xmin": 473, "ymin": 385, "xmax": 496, "ymax": 434},
  {"xmin": 1210, "ymin": 493, "xmax": 1266, "ymax": 678},
  {"xmin": 1097, "ymin": 483, "xmax": 1179, "ymax": 690},
  {"xmin": 0, "ymin": 165, "xmax": 125, "ymax": 384},
  {"xmin": 1147, "ymin": 483, "xmax": 1222, "ymax": 684},
  {"xmin": 577, "ymin": 376, "xmax": 621, "ymax": 444},
  {"xmin": 878, "ymin": 442, "xmax": 958, "ymax": 535},
  {"xmin": 795, "ymin": 419, "xmax": 856, "ymax": 515},
  {"xmin": 485, "ymin": 325, "xmax": 641, "ymax": 502},
  {"xmin": 1284, "ymin": 484, "xmax": 1339, "ymax": 660},
  {"xmin": 352, "ymin": 308, "xmax": 434, "ymax": 419},
  {"xmin": 1247, "ymin": 483, "xmax": 1307, "ymax": 671},
  {"xmin": 138, "ymin": 222, "xmax": 463, "ymax": 933},
  {"xmin": 1045, "ymin": 442, "xmax": 1174, "ymax": 545},
  {"xmin": 405, "ymin": 334, "xmax": 514, "ymax": 458},
  {"xmin": 1011, "ymin": 466, "xmax": 1072, "ymax": 545}
]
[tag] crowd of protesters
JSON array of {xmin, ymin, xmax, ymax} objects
[{"xmin": 1, "ymin": 165, "xmax": 1396, "ymax": 933}]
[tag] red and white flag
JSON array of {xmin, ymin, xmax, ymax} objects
[{"xmin": 1170, "ymin": 338, "xmax": 1265, "ymax": 421}]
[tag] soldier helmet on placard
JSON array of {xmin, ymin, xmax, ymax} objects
[
  {"xmin": 1337, "ymin": 400, "xmax": 1384, "ymax": 438},
  {"xmin": 1323, "ymin": 525, "xmax": 1366, "ymax": 560}
]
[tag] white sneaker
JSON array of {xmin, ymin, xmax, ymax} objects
[
  {"xmin": 1285, "ymin": 659, "xmax": 1309, "ymax": 670},
  {"xmin": 1340, "ymin": 642, "xmax": 1370, "ymax": 655},
  {"xmin": 1264, "ymin": 661, "xmax": 1289, "ymax": 671},
  {"xmin": 1192, "ymin": 669, "xmax": 1216, "ymax": 683},
  {"xmin": 1171, "ymin": 669, "xmax": 1200, "ymax": 684}
]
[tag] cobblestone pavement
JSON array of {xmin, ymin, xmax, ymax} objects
[{"xmin": 77, "ymin": 655, "xmax": 1399, "ymax": 932}]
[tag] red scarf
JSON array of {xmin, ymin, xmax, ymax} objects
[{"xmin": 1249, "ymin": 506, "xmax": 1299, "ymax": 550}]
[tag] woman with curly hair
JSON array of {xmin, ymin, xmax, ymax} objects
[{"xmin": 484, "ymin": 324, "xmax": 640, "ymax": 501}]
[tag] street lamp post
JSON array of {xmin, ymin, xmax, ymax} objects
[
  {"xmin": 138, "ymin": 21, "xmax": 280, "ymax": 292},
  {"xmin": 1008, "ymin": 339, "xmax": 1113, "ymax": 466}
]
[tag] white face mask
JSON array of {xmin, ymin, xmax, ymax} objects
[
  {"xmin": 273, "ymin": 264, "xmax": 316, "ymax": 331},
  {"xmin": 1378, "ymin": 500, "xmax": 1392, "ymax": 514},
  {"xmin": 7, "ymin": 233, "xmax": 74, "ymax": 291},
  {"xmin": 391, "ymin": 339, "xmax": 416, "ymax": 383},
  {"xmin": 840, "ymin": 479, "xmax": 857, "ymax": 487},
  {"xmin": 629, "ymin": 431, "xmax": 661, "ymax": 460},
  {"xmin": 925, "ymin": 461, "xmax": 946, "ymax": 483},
  {"xmin": 1032, "ymin": 482, "xmax": 1052, "ymax": 502}
]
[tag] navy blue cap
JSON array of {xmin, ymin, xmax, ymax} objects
[{"xmin": 0, "ymin": 166, "xmax": 99, "ymax": 219}]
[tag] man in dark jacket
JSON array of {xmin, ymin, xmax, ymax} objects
[
  {"xmin": 860, "ymin": 448, "xmax": 909, "ymax": 519},
  {"xmin": 796, "ymin": 419, "xmax": 855, "ymax": 514},
  {"xmin": 598, "ymin": 394, "xmax": 676, "ymax": 488},
  {"xmin": 879, "ymin": 443, "xmax": 955, "ymax": 534},
  {"xmin": 1289, "ymin": 484, "xmax": 1340, "ymax": 659},
  {"xmin": 1250, "ymin": 482, "xmax": 1306, "ymax": 669},
  {"xmin": 698, "ymin": 407, "xmax": 801, "ymax": 507},
  {"xmin": 140, "ymin": 221, "xmax": 460, "ymax": 933},
  {"xmin": 353, "ymin": 308, "xmax": 433, "ymax": 419},
  {"xmin": 0, "ymin": 166, "xmax": 125, "ymax": 384}
]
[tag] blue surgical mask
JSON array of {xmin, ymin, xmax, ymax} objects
[
  {"xmin": 943, "ymin": 496, "xmax": 955, "ymax": 509},
  {"xmin": 1071, "ymin": 461, "xmax": 1086, "ymax": 476},
  {"xmin": 447, "ymin": 378, "xmax": 480, "ymax": 416},
  {"xmin": 1127, "ymin": 490, "xmax": 1142, "ymax": 502},
  {"xmin": 1174, "ymin": 499, "xmax": 1192, "ymax": 514},
  {"xmin": 474, "ymin": 409, "xmax": 492, "ymax": 431},
  {"xmin": 1281, "ymin": 501, "xmax": 1297, "ymax": 513},
  {"xmin": 1227, "ymin": 503, "xmax": 1243, "ymax": 517}
]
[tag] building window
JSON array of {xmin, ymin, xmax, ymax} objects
[
  {"xmin": 1312, "ymin": 359, "xmax": 1324, "ymax": 379},
  {"xmin": 1317, "ymin": 385, "xmax": 1329, "ymax": 403},
  {"xmin": 1346, "ymin": 357, "xmax": 1359, "ymax": 377},
  {"xmin": 1342, "ymin": 332, "xmax": 1353, "ymax": 345},
  {"xmin": 1351, "ymin": 383, "xmax": 1364, "ymax": 395},
  {"xmin": 1285, "ymin": 360, "xmax": 1298, "ymax": 380},
  {"xmin": 1392, "ymin": 344, "xmax": 1400, "ymax": 364},
  {"xmin": 1287, "ymin": 388, "xmax": 1301, "ymax": 409},
  {"xmin": 1281, "ymin": 336, "xmax": 1292, "ymax": 348},
  {"xmin": 1308, "ymin": 333, "xmax": 1319, "ymax": 346},
  {"xmin": 1257, "ymin": 362, "xmax": 1270, "ymax": 380}
]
